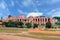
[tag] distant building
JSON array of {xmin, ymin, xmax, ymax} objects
[{"xmin": 3, "ymin": 15, "xmax": 55, "ymax": 25}]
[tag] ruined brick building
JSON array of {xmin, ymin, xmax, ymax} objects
[{"xmin": 3, "ymin": 15, "xmax": 55, "ymax": 25}]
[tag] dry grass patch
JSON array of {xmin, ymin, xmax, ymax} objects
[{"xmin": 0, "ymin": 28, "xmax": 28, "ymax": 33}]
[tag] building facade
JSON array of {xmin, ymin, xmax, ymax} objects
[{"xmin": 3, "ymin": 15, "xmax": 55, "ymax": 25}]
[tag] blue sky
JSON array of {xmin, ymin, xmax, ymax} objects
[{"xmin": 0, "ymin": 0, "xmax": 60, "ymax": 19}]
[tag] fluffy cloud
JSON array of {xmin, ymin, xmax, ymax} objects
[
  {"xmin": 27, "ymin": 12, "xmax": 43, "ymax": 17},
  {"xmin": 0, "ymin": 1, "xmax": 7, "ymax": 9}
]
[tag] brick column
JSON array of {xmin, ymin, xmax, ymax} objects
[
  {"xmin": 40, "ymin": 19, "xmax": 41, "ymax": 25},
  {"xmin": 37, "ymin": 18, "xmax": 38, "ymax": 24},
  {"xmin": 44, "ymin": 18, "xmax": 45, "ymax": 24},
  {"xmin": 47, "ymin": 18, "xmax": 48, "ymax": 22},
  {"xmin": 42, "ymin": 18, "xmax": 43, "ymax": 24}
]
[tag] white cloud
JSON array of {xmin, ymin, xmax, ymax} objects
[
  {"xmin": 47, "ymin": 8, "xmax": 60, "ymax": 17},
  {"xmin": 22, "ymin": 0, "xmax": 38, "ymax": 7},
  {"xmin": 18, "ymin": 9, "xmax": 24, "ymax": 14},
  {"xmin": 46, "ymin": 0, "xmax": 60, "ymax": 4},
  {"xmin": 11, "ymin": 0, "xmax": 14, "ymax": 6},
  {"xmin": 51, "ymin": 0, "xmax": 60, "ymax": 3},
  {"xmin": 27, "ymin": 12, "xmax": 43, "ymax": 18},
  {"xmin": 17, "ymin": 9, "xmax": 27, "ymax": 15},
  {"xmin": 0, "ymin": 2, "xmax": 6, "ymax": 9},
  {"xmin": 22, "ymin": 0, "xmax": 41, "ymax": 7},
  {"xmin": 22, "ymin": 0, "xmax": 32, "ymax": 7}
]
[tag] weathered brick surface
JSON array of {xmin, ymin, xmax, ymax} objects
[{"xmin": 2, "ymin": 15, "xmax": 55, "ymax": 25}]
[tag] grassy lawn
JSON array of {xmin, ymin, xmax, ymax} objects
[{"xmin": 0, "ymin": 28, "xmax": 60, "ymax": 40}]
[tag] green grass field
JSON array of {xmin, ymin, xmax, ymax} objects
[{"xmin": 0, "ymin": 28, "xmax": 60, "ymax": 40}]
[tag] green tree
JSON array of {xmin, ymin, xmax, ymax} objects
[
  {"xmin": 8, "ymin": 20, "xmax": 13, "ymax": 22},
  {"xmin": 8, "ymin": 15, "xmax": 12, "ymax": 18},
  {"xmin": 3, "ymin": 22, "xmax": 8, "ymax": 27},
  {"xmin": 33, "ymin": 24, "xmax": 38, "ymax": 29},
  {"xmin": 45, "ymin": 20, "xmax": 52, "ymax": 28},
  {"xmin": 0, "ymin": 20, "xmax": 2, "ymax": 22},
  {"xmin": 55, "ymin": 22, "xmax": 60, "ymax": 25},
  {"xmin": 25, "ymin": 23, "xmax": 32, "ymax": 28},
  {"xmin": 7, "ymin": 22, "xmax": 17, "ymax": 27},
  {"xmin": 22, "ymin": 24, "xmax": 27, "ymax": 28},
  {"xmin": 17, "ymin": 22, "xmax": 24, "ymax": 28},
  {"xmin": 3, "ymin": 20, "xmax": 17, "ymax": 27},
  {"xmin": 1, "ymin": 17, "xmax": 3, "ymax": 20}
]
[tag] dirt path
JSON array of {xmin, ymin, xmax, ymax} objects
[{"xmin": 0, "ymin": 35, "xmax": 40, "ymax": 40}]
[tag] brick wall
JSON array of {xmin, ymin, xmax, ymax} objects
[{"xmin": 3, "ymin": 15, "xmax": 55, "ymax": 25}]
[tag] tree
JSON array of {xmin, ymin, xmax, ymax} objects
[
  {"xmin": 0, "ymin": 20, "xmax": 2, "ymax": 22},
  {"xmin": 33, "ymin": 24, "xmax": 38, "ymax": 29},
  {"xmin": 3, "ymin": 20, "xmax": 24, "ymax": 28},
  {"xmin": 25, "ymin": 23, "xmax": 32, "ymax": 28},
  {"xmin": 1, "ymin": 17, "xmax": 3, "ymax": 20},
  {"xmin": 3, "ymin": 20, "xmax": 17, "ymax": 27},
  {"xmin": 40, "ymin": 16, "xmax": 45, "ymax": 17},
  {"xmin": 54, "ymin": 16, "xmax": 60, "ymax": 19},
  {"xmin": 54, "ymin": 16, "xmax": 60, "ymax": 22},
  {"xmin": 45, "ymin": 20, "xmax": 52, "ymax": 28},
  {"xmin": 8, "ymin": 15, "xmax": 12, "ymax": 18},
  {"xmin": 17, "ymin": 22, "xmax": 24, "ymax": 28},
  {"xmin": 0, "ymin": 17, "xmax": 3, "ymax": 22},
  {"xmin": 8, "ymin": 20, "xmax": 13, "ymax": 22},
  {"xmin": 3, "ymin": 22, "xmax": 8, "ymax": 27},
  {"xmin": 22, "ymin": 24, "xmax": 27, "ymax": 28},
  {"xmin": 55, "ymin": 22, "xmax": 60, "ymax": 25},
  {"xmin": 8, "ymin": 20, "xmax": 19, "ymax": 27}
]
